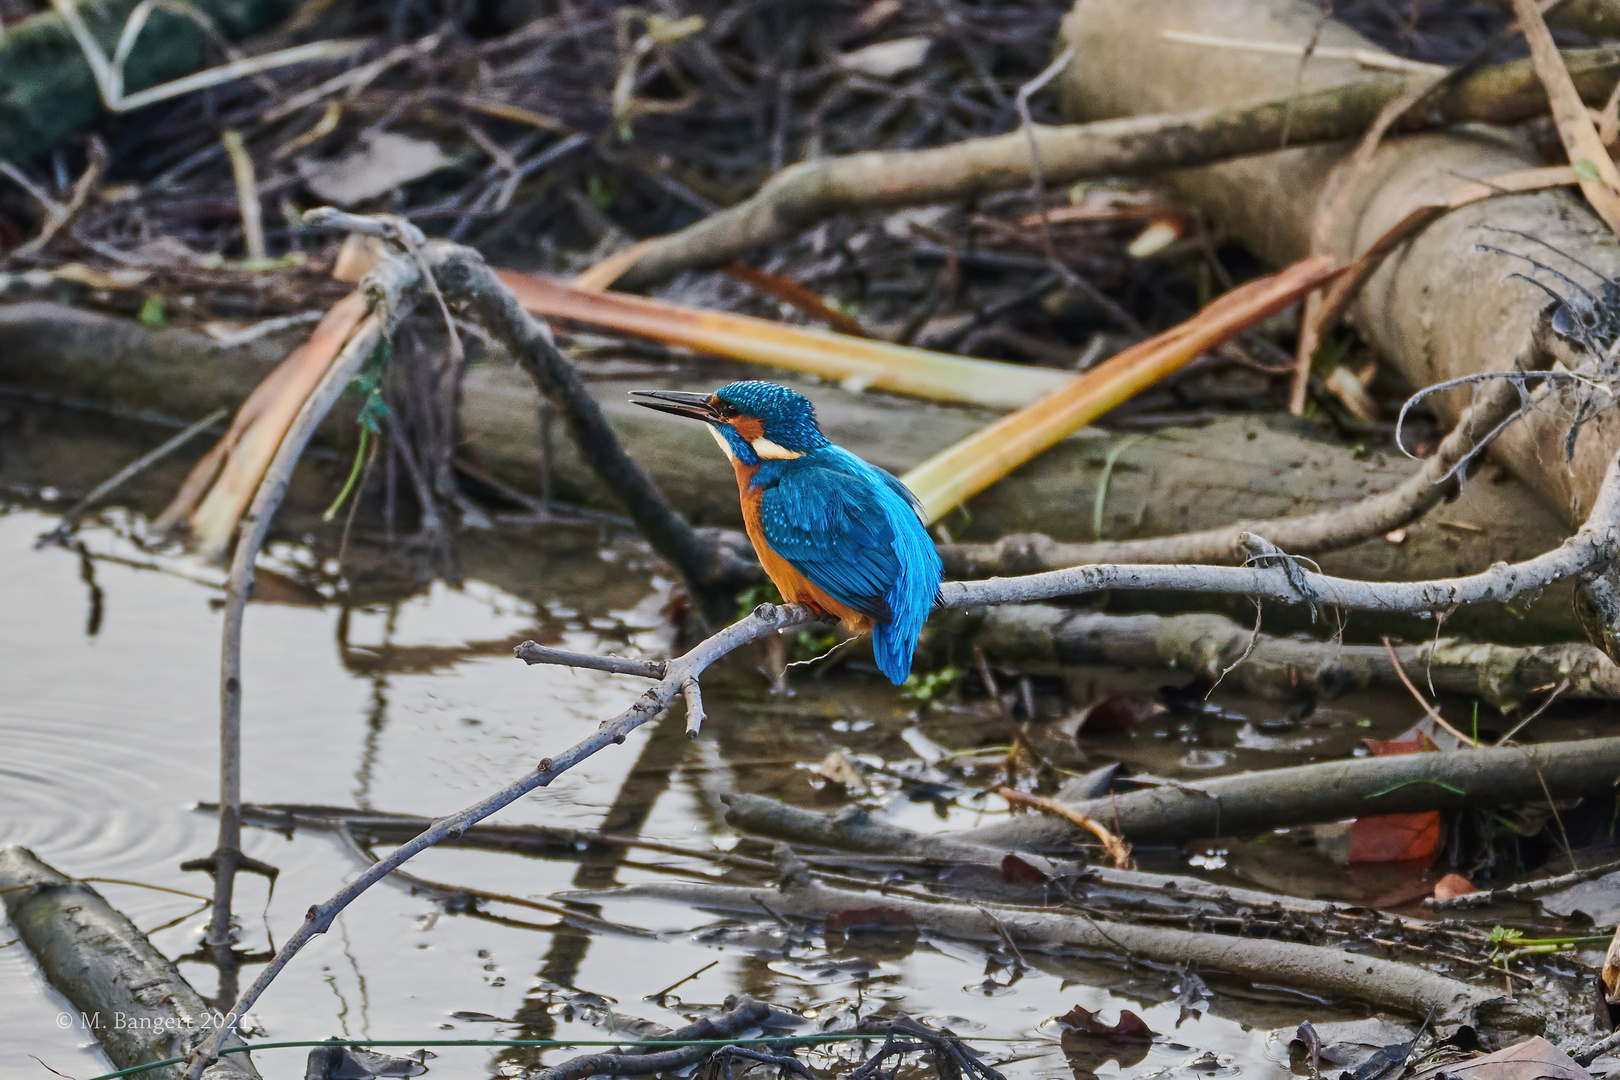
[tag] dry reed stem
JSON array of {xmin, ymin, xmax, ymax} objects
[
  {"xmin": 1514, "ymin": 0, "xmax": 1620, "ymax": 235},
  {"xmin": 494, "ymin": 268, "xmax": 1071, "ymax": 409},
  {"xmin": 996, "ymin": 786, "xmax": 1131, "ymax": 867},
  {"xmin": 900, "ymin": 256, "xmax": 1340, "ymax": 523}
]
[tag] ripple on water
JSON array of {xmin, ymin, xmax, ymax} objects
[{"xmin": 0, "ymin": 712, "xmax": 209, "ymax": 895}]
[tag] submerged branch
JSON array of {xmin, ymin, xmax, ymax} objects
[{"xmin": 573, "ymin": 877, "xmax": 1538, "ymax": 1037}]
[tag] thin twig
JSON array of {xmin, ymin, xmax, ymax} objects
[
  {"xmin": 41, "ymin": 407, "xmax": 226, "ymax": 543},
  {"xmin": 1381, "ymin": 636, "xmax": 1480, "ymax": 747}
]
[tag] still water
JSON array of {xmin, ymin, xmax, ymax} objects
[{"xmin": 0, "ymin": 410, "xmax": 1385, "ymax": 1080}]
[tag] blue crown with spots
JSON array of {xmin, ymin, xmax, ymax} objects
[{"xmin": 716, "ymin": 381, "xmax": 830, "ymax": 453}]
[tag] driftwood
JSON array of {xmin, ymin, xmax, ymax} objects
[
  {"xmin": 721, "ymin": 737, "xmax": 1620, "ymax": 853},
  {"xmin": 940, "ymin": 604, "xmax": 1620, "ymax": 705},
  {"xmin": 1058, "ymin": 0, "xmax": 1620, "ymax": 530},
  {"xmin": 611, "ymin": 47, "xmax": 1620, "ymax": 287},
  {"xmin": 574, "ymin": 877, "xmax": 1539, "ymax": 1041},
  {"xmin": 960, "ymin": 735, "xmax": 1620, "ymax": 848},
  {"xmin": 0, "ymin": 0, "xmax": 299, "ymax": 162},
  {"xmin": 0, "ymin": 846, "xmax": 260, "ymax": 1080}
]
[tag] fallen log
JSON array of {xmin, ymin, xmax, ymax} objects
[
  {"xmin": 1058, "ymin": 0, "xmax": 1620, "ymax": 529},
  {"xmin": 961, "ymin": 734, "xmax": 1620, "ymax": 848},
  {"xmin": 0, "ymin": 846, "xmax": 260, "ymax": 1080},
  {"xmin": 933, "ymin": 604, "xmax": 1620, "ymax": 705},
  {"xmin": 0, "ymin": 300, "xmax": 1581, "ymax": 638},
  {"xmin": 574, "ymin": 877, "xmax": 1539, "ymax": 1041}
]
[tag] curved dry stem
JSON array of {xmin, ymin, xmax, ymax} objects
[{"xmin": 195, "ymin": 254, "xmax": 424, "ymax": 964}]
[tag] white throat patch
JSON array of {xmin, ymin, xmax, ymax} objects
[
  {"xmin": 750, "ymin": 437, "xmax": 803, "ymax": 460},
  {"xmin": 707, "ymin": 424, "xmax": 737, "ymax": 461}
]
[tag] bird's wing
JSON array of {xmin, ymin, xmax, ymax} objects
[{"xmin": 757, "ymin": 462, "xmax": 903, "ymax": 623}]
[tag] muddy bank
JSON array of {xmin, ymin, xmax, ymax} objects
[{"xmin": 0, "ymin": 299, "xmax": 1581, "ymax": 637}]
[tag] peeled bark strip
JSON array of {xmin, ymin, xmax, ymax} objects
[
  {"xmin": 1057, "ymin": 0, "xmax": 1620, "ymax": 528},
  {"xmin": 961, "ymin": 735, "xmax": 1620, "ymax": 848},
  {"xmin": 613, "ymin": 47, "xmax": 1620, "ymax": 287},
  {"xmin": 581, "ymin": 877, "xmax": 1539, "ymax": 1040},
  {"xmin": 0, "ymin": 846, "xmax": 260, "ymax": 1080},
  {"xmin": 941, "ymin": 604, "xmax": 1620, "ymax": 705}
]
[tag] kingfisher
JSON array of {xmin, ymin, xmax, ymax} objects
[{"xmin": 630, "ymin": 380, "xmax": 942, "ymax": 685}]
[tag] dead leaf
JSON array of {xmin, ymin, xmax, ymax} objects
[
  {"xmin": 1348, "ymin": 727, "xmax": 1442, "ymax": 865},
  {"xmin": 1433, "ymin": 873, "xmax": 1478, "ymax": 901},
  {"xmin": 1078, "ymin": 693, "xmax": 1163, "ymax": 736},
  {"xmin": 1058, "ymin": 1004, "xmax": 1154, "ymax": 1078},
  {"xmin": 837, "ymin": 36, "xmax": 931, "ymax": 78},
  {"xmin": 302, "ymin": 133, "xmax": 451, "ymax": 206},
  {"xmin": 1410, "ymin": 1036, "xmax": 1592, "ymax": 1080},
  {"xmin": 1001, "ymin": 853, "xmax": 1051, "ymax": 884},
  {"xmin": 1289, "ymin": 1018, "xmax": 1416, "ymax": 1074},
  {"xmin": 1349, "ymin": 812, "xmax": 1442, "ymax": 865}
]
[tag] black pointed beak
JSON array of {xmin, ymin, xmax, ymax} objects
[{"xmin": 629, "ymin": 389, "xmax": 720, "ymax": 424}]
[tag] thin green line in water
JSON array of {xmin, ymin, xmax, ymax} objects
[{"xmin": 84, "ymin": 1033, "xmax": 1035, "ymax": 1080}]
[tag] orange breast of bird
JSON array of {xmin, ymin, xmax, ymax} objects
[{"xmin": 731, "ymin": 458, "xmax": 874, "ymax": 634}]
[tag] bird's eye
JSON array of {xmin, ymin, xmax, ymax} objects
[{"xmin": 717, "ymin": 402, "xmax": 740, "ymax": 419}]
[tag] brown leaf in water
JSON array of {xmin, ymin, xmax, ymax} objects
[
  {"xmin": 1056, "ymin": 1004, "xmax": 1156, "ymax": 1044},
  {"xmin": 1349, "ymin": 728, "xmax": 1442, "ymax": 865},
  {"xmin": 825, "ymin": 907, "xmax": 917, "ymax": 932},
  {"xmin": 1079, "ymin": 693, "xmax": 1162, "ymax": 736},
  {"xmin": 1001, "ymin": 853, "xmax": 1051, "ymax": 884},
  {"xmin": 1433, "ymin": 873, "xmax": 1478, "ymax": 901}
]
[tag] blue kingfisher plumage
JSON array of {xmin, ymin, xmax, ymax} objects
[{"xmin": 631, "ymin": 380, "xmax": 943, "ymax": 685}]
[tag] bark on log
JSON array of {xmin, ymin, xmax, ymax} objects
[
  {"xmin": 931, "ymin": 604, "xmax": 1620, "ymax": 705},
  {"xmin": 1057, "ymin": 0, "xmax": 1620, "ymax": 528},
  {"xmin": 0, "ymin": 300, "xmax": 1582, "ymax": 638},
  {"xmin": 581, "ymin": 877, "xmax": 1540, "ymax": 1041},
  {"xmin": 0, "ymin": 846, "xmax": 260, "ymax": 1080},
  {"xmin": 0, "ymin": 0, "xmax": 300, "ymax": 162}
]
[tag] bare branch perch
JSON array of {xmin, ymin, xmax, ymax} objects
[
  {"xmin": 940, "ymin": 444, "xmax": 1620, "ymax": 615},
  {"xmin": 515, "ymin": 641, "xmax": 666, "ymax": 679}
]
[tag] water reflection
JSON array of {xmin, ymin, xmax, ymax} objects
[{"xmin": 1, "ymin": 490, "xmax": 1354, "ymax": 1080}]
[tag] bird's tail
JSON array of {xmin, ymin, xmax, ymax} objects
[{"xmin": 871, "ymin": 621, "xmax": 917, "ymax": 686}]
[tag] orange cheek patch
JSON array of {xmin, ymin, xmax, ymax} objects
[{"xmin": 732, "ymin": 416, "xmax": 764, "ymax": 441}]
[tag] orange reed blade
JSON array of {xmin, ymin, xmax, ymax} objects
[
  {"xmin": 496, "ymin": 269, "xmax": 1072, "ymax": 410},
  {"xmin": 901, "ymin": 256, "xmax": 1342, "ymax": 524},
  {"xmin": 178, "ymin": 291, "xmax": 369, "ymax": 557}
]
